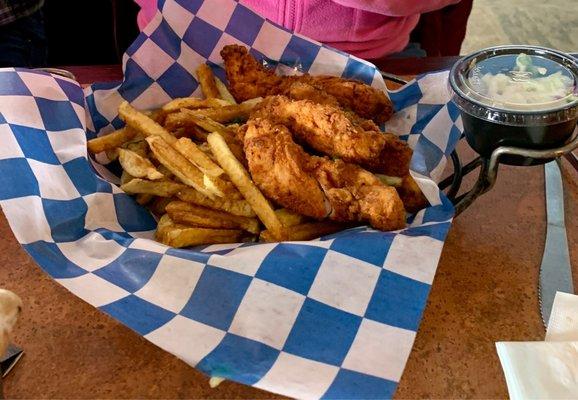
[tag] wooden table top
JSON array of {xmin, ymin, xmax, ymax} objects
[{"xmin": 2, "ymin": 59, "xmax": 577, "ymax": 399}]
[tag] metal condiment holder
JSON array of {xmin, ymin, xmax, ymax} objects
[
  {"xmin": 440, "ymin": 132, "xmax": 578, "ymax": 215},
  {"xmin": 380, "ymin": 70, "xmax": 578, "ymax": 214}
]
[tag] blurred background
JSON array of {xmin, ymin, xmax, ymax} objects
[
  {"xmin": 44, "ymin": 0, "xmax": 139, "ymax": 65},
  {"xmin": 462, "ymin": 0, "xmax": 577, "ymax": 54}
]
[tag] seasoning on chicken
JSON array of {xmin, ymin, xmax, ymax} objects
[
  {"xmin": 244, "ymin": 118, "xmax": 406, "ymax": 231},
  {"xmin": 243, "ymin": 119, "xmax": 330, "ymax": 220},
  {"xmin": 221, "ymin": 44, "xmax": 394, "ymax": 123},
  {"xmin": 252, "ymin": 96, "xmax": 412, "ymax": 177}
]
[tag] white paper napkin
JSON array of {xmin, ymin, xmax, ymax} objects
[
  {"xmin": 547, "ymin": 292, "xmax": 578, "ymax": 342},
  {"xmin": 496, "ymin": 291, "xmax": 578, "ymax": 400}
]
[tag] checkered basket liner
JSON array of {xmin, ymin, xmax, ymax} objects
[{"xmin": 0, "ymin": 1, "xmax": 463, "ymax": 398}]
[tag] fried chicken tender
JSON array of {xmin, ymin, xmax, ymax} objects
[
  {"xmin": 220, "ymin": 45, "xmax": 393, "ymax": 123},
  {"xmin": 243, "ymin": 120, "xmax": 330, "ymax": 219},
  {"xmin": 252, "ymin": 96, "xmax": 412, "ymax": 177},
  {"xmin": 396, "ymin": 174, "xmax": 429, "ymax": 213},
  {"xmin": 284, "ymin": 82, "xmax": 341, "ymax": 107},
  {"xmin": 312, "ymin": 158, "xmax": 406, "ymax": 231},
  {"xmin": 244, "ymin": 119, "xmax": 406, "ymax": 231}
]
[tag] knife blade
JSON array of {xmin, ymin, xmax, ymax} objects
[
  {"xmin": 539, "ymin": 159, "xmax": 574, "ymax": 326},
  {"xmin": 1, "ymin": 344, "xmax": 23, "ymax": 378}
]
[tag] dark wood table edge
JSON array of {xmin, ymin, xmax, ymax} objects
[{"xmin": 57, "ymin": 56, "xmax": 462, "ymax": 85}]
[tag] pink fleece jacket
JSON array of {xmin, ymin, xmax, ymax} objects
[{"xmin": 136, "ymin": 0, "xmax": 461, "ymax": 59}]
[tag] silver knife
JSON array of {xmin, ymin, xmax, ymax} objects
[{"xmin": 539, "ymin": 159, "xmax": 574, "ymax": 326}]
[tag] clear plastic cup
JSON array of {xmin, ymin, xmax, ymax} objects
[{"xmin": 449, "ymin": 46, "xmax": 578, "ymax": 164}]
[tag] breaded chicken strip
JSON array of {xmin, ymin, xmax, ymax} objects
[
  {"xmin": 243, "ymin": 120, "xmax": 330, "ymax": 219},
  {"xmin": 312, "ymin": 158, "xmax": 406, "ymax": 231},
  {"xmin": 253, "ymin": 96, "xmax": 412, "ymax": 177},
  {"xmin": 284, "ymin": 82, "xmax": 341, "ymax": 107},
  {"xmin": 396, "ymin": 174, "xmax": 429, "ymax": 213},
  {"xmin": 244, "ymin": 119, "xmax": 406, "ymax": 231},
  {"xmin": 220, "ymin": 45, "xmax": 393, "ymax": 123}
]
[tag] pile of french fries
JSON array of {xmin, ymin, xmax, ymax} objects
[{"xmin": 86, "ymin": 65, "xmax": 345, "ymax": 248}]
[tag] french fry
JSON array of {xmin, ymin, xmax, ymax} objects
[
  {"xmin": 145, "ymin": 109, "xmax": 166, "ymax": 124},
  {"xmin": 175, "ymin": 110, "xmax": 235, "ymax": 137},
  {"xmin": 169, "ymin": 127, "xmax": 186, "ymax": 139},
  {"xmin": 105, "ymin": 148, "xmax": 119, "ymax": 161},
  {"xmin": 214, "ymin": 77, "xmax": 237, "ymax": 104},
  {"xmin": 156, "ymin": 164, "xmax": 174, "ymax": 180},
  {"xmin": 163, "ymin": 113, "xmax": 223, "ymax": 144},
  {"xmin": 121, "ymin": 178, "xmax": 187, "ymax": 197},
  {"xmin": 118, "ymin": 101, "xmax": 177, "ymax": 145},
  {"xmin": 173, "ymin": 137, "xmax": 223, "ymax": 177},
  {"xmin": 118, "ymin": 148, "xmax": 164, "ymax": 180},
  {"xmin": 188, "ymin": 126, "xmax": 210, "ymax": 142},
  {"xmin": 166, "ymin": 201, "xmax": 260, "ymax": 234},
  {"xmin": 156, "ymin": 214, "xmax": 241, "ymax": 247},
  {"xmin": 376, "ymin": 174, "xmax": 403, "ymax": 187},
  {"xmin": 158, "ymin": 225, "xmax": 244, "ymax": 248},
  {"xmin": 203, "ymin": 175, "xmax": 243, "ymax": 200},
  {"xmin": 145, "ymin": 135, "xmax": 218, "ymax": 198},
  {"xmin": 136, "ymin": 194, "xmax": 154, "ymax": 205},
  {"xmin": 163, "ymin": 111, "xmax": 197, "ymax": 132},
  {"xmin": 124, "ymin": 139, "xmax": 148, "ymax": 157},
  {"xmin": 275, "ymin": 209, "xmax": 306, "ymax": 227},
  {"xmin": 162, "ymin": 97, "xmax": 231, "ymax": 114},
  {"xmin": 177, "ymin": 111, "xmax": 246, "ymax": 163},
  {"xmin": 207, "ymin": 132, "xmax": 285, "ymax": 240},
  {"xmin": 197, "ymin": 142, "xmax": 217, "ymax": 161},
  {"xmin": 123, "ymin": 174, "xmax": 153, "ymax": 207},
  {"xmin": 156, "ymin": 214, "xmax": 181, "ymax": 244},
  {"xmin": 87, "ymin": 127, "xmax": 138, "ymax": 154},
  {"xmin": 260, "ymin": 221, "xmax": 344, "ymax": 242},
  {"xmin": 155, "ymin": 214, "xmax": 238, "ymax": 247},
  {"xmin": 156, "ymin": 213, "xmax": 175, "ymax": 236},
  {"xmin": 121, "ymin": 170, "xmax": 135, "ymax": 186},
  {"xmin": 148, "ymin": 196, "xmax": 175, "ymax": 216},
  {"xmin": 241, "ymin": 97, "xmax": 264, "ymax": 108},
  {"xmin": 191, "ymin": 100, "xmax": 261, "ymax": 123},
  {"xmin": 173, "ymin": 126, "xmax": 209, "ymax": 142},
  {"xmin": 173, "ymin": 108, "xmax": 232, "ymax": 135},
  {"xmin": 177, "ymin": 188, "xmax": 255, "ymax": 217},
  {"xmin": 196, "ymin": 64, "xmax": 221, "ymax": 99}
]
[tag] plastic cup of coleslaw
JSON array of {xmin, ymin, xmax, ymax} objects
[{"xmin": 449, "ymin": 45, "xmax": 578, "ymax": 165}]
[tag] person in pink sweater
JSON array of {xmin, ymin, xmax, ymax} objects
[{"xmin": 135, "ymin": 0, "xmax": 461, "ymax": 59}]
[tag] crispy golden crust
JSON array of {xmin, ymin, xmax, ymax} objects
[
  {"xmin": 284, "ymin": 82, "xmax": 341, "ymax": 107},
  {"xmin": 244, "ymin": 119, "xmax": 330, "ymax": 219},
  {"xmin": 220, "ymin": 44, "xmax": 287, "ymax": 100},
  {"xmin": 221, "ymin": 45, "xmax": 408, "ymax": 230},
  {"xmin": 363, "ymin": 134, "xmax": 414, "ymax": 178},
  {"xmin": 244, "ymin": 118, "xmax": 406, "ymax": 231},
  {"xmin": 396, "ymin": 174, "xmax": 429, "ymax": 213},
  {"xmin": 221, "ymin": 45, "xmax": 394, "ymax": 123},
  {"xmin": 312, "ymin": 159, "xmax": 406, "ymax": 231},
  {"xmin": 301, "ymin": 75, "xmax": 394, "ymax": 124},
  {"xmin": 253, "ymin": 96, "xmax": 412, "ymax": 177}
]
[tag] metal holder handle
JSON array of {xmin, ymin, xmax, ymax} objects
[
  {"xmin": 380, "ymin": 70, "xmax": 410, "ymax": 85},
  {"xmin": 442, "ymin": 133, "xmax": 578, "ymax": 216}
]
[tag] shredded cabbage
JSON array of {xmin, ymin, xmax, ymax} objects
[{"xmin": 471, "ymin": 53, "xmax": 576, "ymax": 108}]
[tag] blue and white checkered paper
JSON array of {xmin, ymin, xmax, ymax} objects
[{"xmin": 0, "ymin": 1, "xmax": 462, "ymax": 398}]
